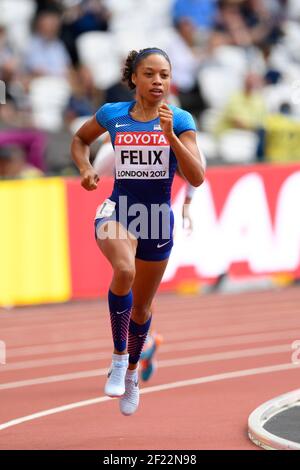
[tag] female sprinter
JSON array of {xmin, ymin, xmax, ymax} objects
[
  {"xmin": 93, "ymin": 139, "xmax": 205, "ymax": 382},
  {"xmin": 71, "ymin": 47, "xmax": 205, "ymax": 416}
]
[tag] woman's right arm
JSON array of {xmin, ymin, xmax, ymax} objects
[{"xmin": 71, "ymin": 115, "xmax": 107, "ymax": 191}]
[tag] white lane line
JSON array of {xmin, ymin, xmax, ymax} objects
[
  {"xmin": 4, "ymin": 328, "xmax": 300, "ymax": 362},
  {"xmin": 0, "ymin": 342, "xmax": 294, "ymax": 372},
  {"xmin": 159, "ymin": 344, "xmax": 290, "ymax": 367},
  {"xmin": 8, "ymin": 340, "xmax": 105, "ymax": 358},
  {"xmin": 4, "ymin": 316, "xmax": 300, "ymax": 360},
  {"xmin": 2, "ymin": 298, "xmax": 299, "ymax": 332},
  {"xmin": 0, "ymin": 369, "xmax": 104, "ymax": 390},
  {"xmin": 163, "ymin": 330, "xmax": 300, "ymax": 352},
  {"xmin": 161, "ymin": 318, "xmax": 300, "ymax": 343},
  {"xmin": 2, "ymin": 305, "xmax": 300, "ymax": 335},
  {"xmin": 2, "ymin": 352, "xmax": 109, "ymax": 371},
  {"xmin": 1, "ymin": 291, "xmax": 298, "ymax": 319},
  {"xmin": 0, "ymin": 362, "xmax": 299, "ymax": 432},
  {"xmin": 0, "ymin": 343, "xmax": 294, "ymax": 390}
]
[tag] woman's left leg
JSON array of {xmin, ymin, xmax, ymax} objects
[
  {"xmin": 128, "ymin": 257, "xmax": 169, "ymax": 370},
  {"xmin": 119, "ymin": 257, "xmax": 169, "ymax": 416}
]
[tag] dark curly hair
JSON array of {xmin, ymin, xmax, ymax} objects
[{"xmin": 122, "ymin": 48, "xmax": 171, "ymax": 90}]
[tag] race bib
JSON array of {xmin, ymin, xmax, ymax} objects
[
  {"xmin": 114, "ymin": 132, "xmax": 170, "ymax": 179},
  {"xmin": 95, "ymin": 199, "xmax": 116, "ymax": 219}
]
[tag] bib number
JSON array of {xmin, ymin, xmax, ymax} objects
[
  {"xmin": 114, "ymin": 131, "xmax": 170, "ymax": 180},
  {"xmin": 95, "ymin": 199, "xmax": 116, "ymax": 219}
]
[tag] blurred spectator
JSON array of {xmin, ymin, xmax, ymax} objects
[
  {"xmin": 167, "ymin": 18, "xmax": 207, "ymax": 116},
  {"xmin": 172, "ymin": 0, "xmax": 218, "ymax": 30},
  {"xmin": 0, "ymin": 25, "xmax": 33, "ymax": 129},
  {"xmin": 104, "ymin": 79, "xmax": 134, "ymax": 104},
  {"xmin": 24, "ymin": 9, "xmax": 71, "ymax": 77},
  {"xmin": 264, "ymin": 101, "xmax": 300, "ymax": 163},
  {"xmin": 0, "ymin": 96, "xmax": 29, "ymax": 129},
  {"xmin": 240, "ymin": 0, "xmax": 284, "ymax": 45},
  {"xmin": 65, "ymin": 65, "xmax": 101, "ymax": 124},
  {"xmin": 215, "ymin": 72, "xmax": 267, "ymax": 135},
  {"xmin": 0, "ymin": 130, "xmax": 47, "ymax": 170},
  {"xmin": 0, "ymin": 0, "xmax": 298, "ymax": 172},
  {"xmin": 0, "ymin": 145, "xmax": 44, "ymax": 179},
  {"xmin": 213, "ymin": 0, "xmax": 284, "ymax": 48},
  {"xmin": 0, "ymin": 25, "xmax": 19, "ymax": 83},
  {"xmin": 34, "ymin": 0, "xmax": 62, "ymax": 13},
  {"xmin": 64, "ymin": 0, "xmax": 110, "ymax": 35},
  {"xmin": 213, "ymin": 0, "xmax": 254, "ymax": 47},
  {"xmin": 61, "ymin": 0, "xmax": 110, "ymax": 65}
]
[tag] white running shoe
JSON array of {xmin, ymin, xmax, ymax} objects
[
  {"xmin": 104, "ymin": 353, "xmax": 129, "ymax": 397},
  {"xmin": 119, "ymin": 368, "xmax": 140, "ymax": 416}
]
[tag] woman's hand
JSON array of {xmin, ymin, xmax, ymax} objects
[
  {"xmin": 158, "ymin": 103, "xmax": 174, "ymax": 139},
  {"xmin": 80, "ymin": 167, "xmax": 99, "ymax": 191}
]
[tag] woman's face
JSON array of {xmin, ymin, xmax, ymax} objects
[{"xmin": 132, "ymin": 54, "xmax": 171, "ymax": 103}]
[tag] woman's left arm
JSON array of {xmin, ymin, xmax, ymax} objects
[
  {"xmin": 169, "ymin": 131, "xmax": 205, "ymax": 187},
  {"xmin": 159, "ymin": 103, "xmax": 205, "ymax": 187}
]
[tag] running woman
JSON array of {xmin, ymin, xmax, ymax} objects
[
  {"xmin": 93, "ymin": 137, "xmax": 205, "ymax": 382},
  {"xmin": 71, "ymin": 47, "xmax": 205, "ymax": 416}
]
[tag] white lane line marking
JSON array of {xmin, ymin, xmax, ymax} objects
[
  {"xmin": 0, "ymin": 343, "xmax": 294, "ymax": 372},
  {"xmin": 159, "ymin": 344, "xmax": 290, "ymax": 367},
  {"xmin": 4, "ymin": 314, "xmax": 300, "ymax": 354},
  {"xmin": 0, "ymin": 343, "xmax": 294, "ymax": 390},
  {"xmin": 0, "ymin": 362, "xmax": 299, "ymax": 432},
  {"xmin": 4, "ymin": 328, "xmax": 300, "ymax": 364},
  {"xmin": 2, "ymin": 352, "xmax": 109, "ymax": 371},
  {"xmin": 6, "ymin": 299, "xmax": 298, "ymax": 328},
  {"xmin": 8, "ymin": 340, "xmax": 104, "ymax": 358},
  {"xmin": 0, "ymin": 369, "xmax": 103, "ymax": 390},
  {"xmin": 2, "ymin": 299, "xmax": 299, "ymax": 332},
  {"xmin": 163, "ymin": 329, "xmax": 300, "ymax": 352},
  {"xmin": 5, "ymin": 315, "xmax": 300, "ymax": 358},
  {"xmin": 1, "ymin": 292, "xmax": 298, "ymax": 320}
]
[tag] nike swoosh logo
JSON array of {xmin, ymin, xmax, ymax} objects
[
  {"xmin": 116, "ymin": 309, "xmax": 129, "ymax": 314},
  {"xmin": 157, "ymin": 240, "xmax": 171, "ymax": 248},
  {"xmin": 115, "ymin": 123, "xmax": 131, "ymax": 128}
]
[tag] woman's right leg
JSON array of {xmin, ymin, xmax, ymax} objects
[{"xmin": 96, "ymin": 221, "xmax": 137, "ymax": 397}]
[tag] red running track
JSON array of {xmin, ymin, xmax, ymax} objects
[{"xmin": 0, "ymin": 287, "xmax": 300, "ymax": 450}]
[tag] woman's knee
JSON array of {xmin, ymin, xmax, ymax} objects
[{"xmin": 113, "ymin": 262, "xmax": 136, "ymax": 289}]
